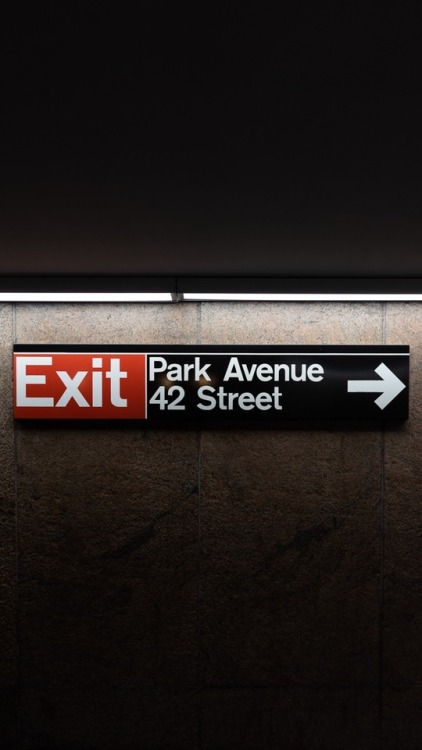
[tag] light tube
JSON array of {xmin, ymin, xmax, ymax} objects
[
  {"xmin": 0, "ymin": 292, "xmax": 173, "ymax": 302},
  {"xmin": 182, "ymin": 293, "xmax": 422, "ymax": 302}
]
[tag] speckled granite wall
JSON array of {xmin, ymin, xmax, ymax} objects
[{"xmin": 0, "ymin": 302, "xmax": 421, "ymax": 749}]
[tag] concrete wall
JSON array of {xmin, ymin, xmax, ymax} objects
[{"xmin": 1, "ymin": 301, "xmax": 421, "ymax": 749}]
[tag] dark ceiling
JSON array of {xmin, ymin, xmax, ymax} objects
[{"xmin": 1, "ymin": 5, "xmax": 421, "ymax": 277}]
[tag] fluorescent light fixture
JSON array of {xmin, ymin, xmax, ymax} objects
[
  {"xmin": 182, "ymin": 292, "xmax": 422, "ymax": 301},
  {"xmin": 0, "ymin": 276, "xmax": 175, "ymax": 302},
  {"xmin": 178, "ymin": 277, "xmax": 422, "ymax": 301},
  {"xmin": 0, "ymin": 292, "xmax": 172, "ymax": 302}
]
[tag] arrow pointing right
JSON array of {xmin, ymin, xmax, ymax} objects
[{"xmin": 347, "ymin": 362, "xmax": 406, "ymax": 410}]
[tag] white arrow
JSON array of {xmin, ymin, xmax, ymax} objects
[{"xmin": 347, "ymin": 362, "xmax": 406, "ymax": 410}]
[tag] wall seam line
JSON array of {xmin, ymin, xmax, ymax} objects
[
  {"xmin": 378, "ymin": 301, "xmax": 386, "ymax": 750},
  {"xmin": 12, "ymin": 303, "xmax": 21, "ymax": 750},
  {"xmin": 197, "ymin": 301, "xmax": 204, "ymax": 750}
]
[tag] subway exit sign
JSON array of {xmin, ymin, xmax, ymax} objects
[{"xmin": 13, "ymin": 345, "xmax": 409, "ymax": 422}]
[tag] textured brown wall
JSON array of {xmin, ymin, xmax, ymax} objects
[{"xmin": 0, "ymin": 302, "xmax": 421, "ymax": 749}]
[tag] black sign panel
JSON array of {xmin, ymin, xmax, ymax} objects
[{"xmin": 14, "ymin": 345, "xmax": 409, "ymax": 422}]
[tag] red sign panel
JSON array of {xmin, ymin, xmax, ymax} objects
[{"xmin": 14, "ymin": 353, "xmax": 147, "ymax": 419}]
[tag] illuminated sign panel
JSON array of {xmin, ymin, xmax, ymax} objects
[{"xmin": 13, "ymin": 345, "xmax": 409, "ymax": 422}]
